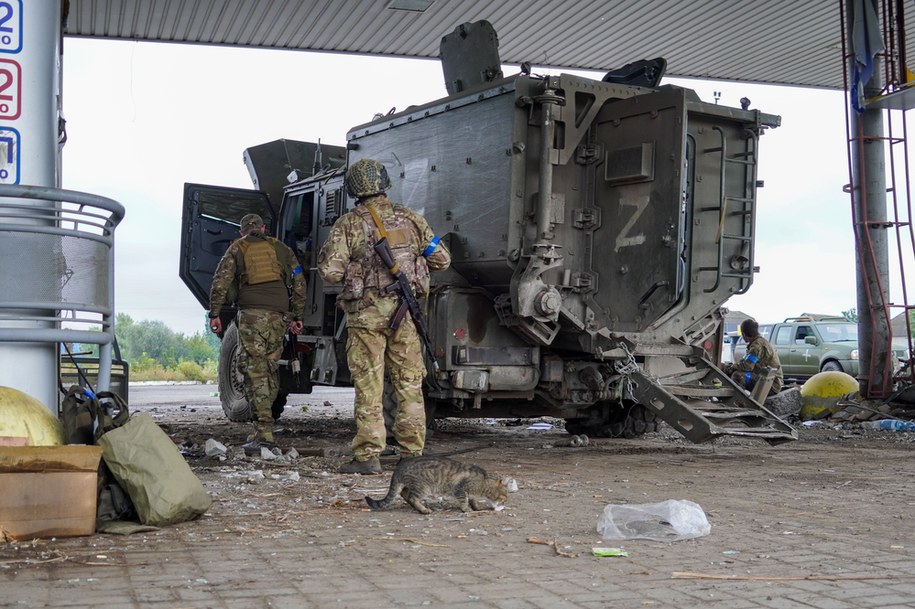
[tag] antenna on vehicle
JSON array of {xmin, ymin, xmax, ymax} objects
[{"xmin": 313, "ymin": 138, "xmax": 323, "ymax": 177}]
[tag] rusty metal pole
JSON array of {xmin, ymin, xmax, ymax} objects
[{"xmin": 847, "ymin": 0, "xmax": 892, "ymax": 399}]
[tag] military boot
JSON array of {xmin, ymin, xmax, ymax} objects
[
  {"xmin": 243, "ymin": 423, "xmax": 278, "ymax": 456},
  {"xmin": 339, "ymin": 456, "xmax": 382, "ymax": 475},
  {"xmin": 248, "ymin": 421, "xmax": 275, "ymax": 443},
  {"xmin": 242, "ymin": 439, "xmax": 278, "ymax": 457}
]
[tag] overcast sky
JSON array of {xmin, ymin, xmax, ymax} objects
[{"xmin": 60, "ymin": 38, "xmax": 865, "ymax": 337}]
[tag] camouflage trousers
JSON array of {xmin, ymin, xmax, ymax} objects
[
  {"xmin": 730, "ymin": 369, "xmax": 783, "ymax": 396},
  {"xmin": 346, "ymin": 321, "xmax": 426, "ymax": 461},
  {"xmin": 237, "ymin": 308, "xmax": 287, "ymax": 441}
]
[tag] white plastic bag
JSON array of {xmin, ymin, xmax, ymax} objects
[{"xmin": 596, "ymin": 499, "xmax": 711, "ymax": 542}]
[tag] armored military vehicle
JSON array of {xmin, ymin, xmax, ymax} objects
[{"xmin": 180, "ymin": 21, "xmax": 795, "ymax": 444}]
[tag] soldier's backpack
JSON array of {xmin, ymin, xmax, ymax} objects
[
  {"xmin": 60, "ymin": 385, "xmax": 97, "ymax": 445},
  {"xmin": 59, "ymin": 385, "xmax": 136, "ymax": 522},
  {"xmin": 60, "ymin": 385, "xmax": 130, "ymax": 442}
]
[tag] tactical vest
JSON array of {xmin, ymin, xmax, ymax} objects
[
  {"xmin": 340, "ymin": 205, "xmax": 429, "ymax": 308},
  {"xmin": 237, "ymin": 238, "xmax": 284, "ymax": 285},
  {"xmin": 223, "ymin": 237, "xmax": 292, "ymax": 306}
]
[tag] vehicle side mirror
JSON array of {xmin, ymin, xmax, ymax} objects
[{"xmin": 804, "ymin": 335, "xmax": 818, "ymax": 345}]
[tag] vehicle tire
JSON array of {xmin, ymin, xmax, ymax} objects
[
  {"xmin": 272, "ymin": 391, "xmax": 288, "ymax": 420},
  {"xmin": 564, "ymin": 403, "xmax": 658, "ymax": 439},
  {"xmin": 217, "ymin": 323, "xmax": 285, "ymax": 422},
  {"xmin": 620, "ymin": 404, "xmax": 659, "ymax": 438},
  {"xmin": 563, "ymin": 418, "xmax": 590, "ymax": 436},
  {"xmin": 382, "ymin": 376, "xmax": 435, "ymax": 442},
  {"xmin": 218, "ymin": 323, "xmax": 252, "ymax": 422},
  {"xmin": 821, "ymin": 361, "xmax": 843, "ymax": 373},
  {"xmin": 382, "ymin": 376, "xmax": 397, "ymax": 442}
]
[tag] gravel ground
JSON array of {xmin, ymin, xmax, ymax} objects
[{"xmin": 3, "ymin": 383, "xmax": 915, "ymax": 609}]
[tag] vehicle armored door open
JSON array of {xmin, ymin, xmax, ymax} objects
[
  {"xmin": 179, "ymin": 183, "xmax": 276, "ymax": 310},
  {"xmin": 179, "ymin": 183, "xmax": 287, "ymax": 423},
  {"xmin": 274, "ymin": 176, "xmax": 348, "ymax": 332}
]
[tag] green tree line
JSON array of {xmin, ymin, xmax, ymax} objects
[
  {"xmin": 81, "ymin": 306, "xmax": 896, "ymax": 383},
  {"xmin": 112, "ymin": 313, "xmax": 220, "ymax": 382}
]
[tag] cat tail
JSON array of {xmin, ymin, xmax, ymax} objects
[{"xmin": 365, "ymin": 486, "xmax": 400, "ymax": 510}]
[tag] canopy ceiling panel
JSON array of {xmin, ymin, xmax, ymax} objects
[{"xmin": 64, "ymin": 0, "xmax": 913, "ymax": 89}]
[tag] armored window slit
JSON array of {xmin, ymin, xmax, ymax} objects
[{"xmin": 605, "ymin": 142, "xmax": 654, "ymax": 184}]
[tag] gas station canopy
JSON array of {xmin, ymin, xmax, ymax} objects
[{"xmin": 64, "ymin": 0, "xmax": 893, "ymax": 90}]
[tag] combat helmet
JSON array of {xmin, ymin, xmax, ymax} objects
[{"xmin": 345, "ymin": 158, "xmax": 391, "ymax": 199}]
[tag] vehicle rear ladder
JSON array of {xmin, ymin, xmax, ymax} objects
[
  {"xmin": 628, "ymin": 360, "xmax": 797, "ymax": 445},
  {"xmin": 698, "ymin": 126, "xmax": 759, "ymax": 295}
]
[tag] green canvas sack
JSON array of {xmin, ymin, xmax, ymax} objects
[
  {"xmin": 59, "ymin": 385, "xmax": 136, "ymax": 522},
  {"xmin": 97, "ymin": 412, "xmax": 212, "ymax": 526}
]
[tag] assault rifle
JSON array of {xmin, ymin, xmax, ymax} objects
[{"xmin": 373, "ymin": 237, "xmax": 440, "ymax": 374}]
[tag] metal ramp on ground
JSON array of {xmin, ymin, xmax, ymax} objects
[{"xmin": 629, "ymin": 362, "xmax": 797, "ymax": 445}]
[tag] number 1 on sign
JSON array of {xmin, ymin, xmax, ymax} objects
[{"xmin": 0, "ymin": 127, "xmax": 19, "ymax": 184}]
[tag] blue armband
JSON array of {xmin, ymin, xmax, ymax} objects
[
  {"xmin": 745, "ymin": 353, "xmax": 759, "ymax": 364},
  {"xmin": 292, "ymin": 265, "xmax": 303, "ymax": 275},
  {"xmin": 744, "ymin": 371, "xmax": 752, "ymax": 387},
  {"xmin": 83, "ymin": 388, "xmax": 96, "ymax": 400},
  {"xmin": 422, "ymin": 236, "xmax": 441, "ymax": 258}
]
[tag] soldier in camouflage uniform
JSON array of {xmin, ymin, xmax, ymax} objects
[
  {"xmin": 318, "ymin": 158, "xmax": 451, "ymax": 474},
  {"xmin": 724, "ymin": 318, "xmax": 783, "ymax": 396},
  {"xmin": 209, "ymin": 213, "xmax": 306, "ymax": 456}
]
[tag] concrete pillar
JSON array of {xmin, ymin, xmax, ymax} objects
[{"xmin": 0, "ymin": 0, "xmax": 63, "ymax": 411}]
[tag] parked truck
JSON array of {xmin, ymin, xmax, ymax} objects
[
  {"xmin": 734, "ymin": 315, "xmax": 909, "ymax": 381},
  {"xmin": 180, "ymin": 21, "xmax": 796, "ymax": 444}
]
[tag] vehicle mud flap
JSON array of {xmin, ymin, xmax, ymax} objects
[{"xmin": 626, "ymin": 364, "xmax": 797, "ymax": 445}]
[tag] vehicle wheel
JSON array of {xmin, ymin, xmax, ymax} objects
[
  {"xmin": 563, "ymin": 418, "xmax": 589, "ymax": 436},
  {"xmin": 564, "ymin": 403, "xmax": 658, "ymax": 438},
  {"xmin": 382, "ymin": 376, "xmax": 397, "ymax": 442},
  {"xmin": 218, "ymin": 323, "xmax": 252, "ymax": 422},
  {"xmin": 382, "ymin": 376, "xmax": 435, "ymax": 442},
  {"xmin": 620, "ymin": 404, "xmax": 659, "ymax": 438},
  {"xmin": 821, "ymin": 361, "xmax": 843, "ymax": 373},
  {"xmin": 217, "ymin": 323, "xmax": 285, "ymax": 422},
  {"xmin": 272, "ymin": 391, "xmax": 288, "ymax": 420}
]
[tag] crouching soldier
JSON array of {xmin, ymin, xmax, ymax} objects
[{"xmin": 724, "ymin": 318, "xmax": 783, "ymax": 396}]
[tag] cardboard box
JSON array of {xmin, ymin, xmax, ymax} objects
[{"xmin": 0, "ymin": 445, "xmax": 102, "ymax": 539}]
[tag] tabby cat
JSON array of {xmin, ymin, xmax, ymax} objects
[{"xmin": 364, "ymin": 456, "xmax": 508, "ymax": 514}]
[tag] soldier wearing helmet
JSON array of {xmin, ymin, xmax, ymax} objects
[
  {"xmin": 318, "ymin": 158, "xmax": 451, "ymax": 474},
  {"xmin": 209, "ymin": 213, "xmax": 307, "ymax": 456}
]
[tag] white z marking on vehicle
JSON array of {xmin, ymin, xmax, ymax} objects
[{"xmin": 615, "ymin": 195, "xmax": 648, "ymax": 253}]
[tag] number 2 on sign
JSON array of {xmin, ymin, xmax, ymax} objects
[
  {"xmin": 0, "ymin": 59, "xmax": 20, "ymax": 119},
  {"xmin": 0, "ymin": 1, "xmax": 22, "ymax": 54}
]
